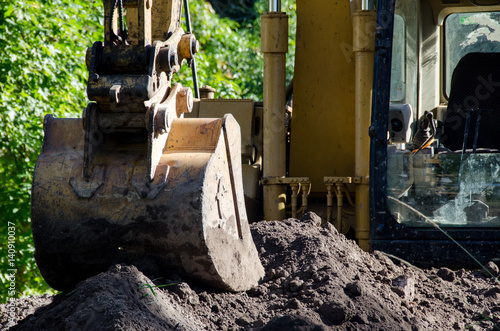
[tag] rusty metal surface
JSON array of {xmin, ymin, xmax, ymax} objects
[
  {"xmin": 86, "ymin": 27, "xmax": 185, "ymax": 112},
  {"xmin": 32, "ymin": 0, "xmax": 264, "ymax": 293},
  {"xmin": 32, "ymin": 114, "xmax": 264, "ymax": 292}
]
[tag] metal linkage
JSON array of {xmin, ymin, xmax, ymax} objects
[{"xmin": 84, "ymin": 0, "xmax": 200, "ymax": 181}]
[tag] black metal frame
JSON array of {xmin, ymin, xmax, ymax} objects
[{"xmin": 369, "ymin": 0, "xmax": 500, "ymax": 268}]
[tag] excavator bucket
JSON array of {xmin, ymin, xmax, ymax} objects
[
  {"xmin": 31, "ymin": 0, "xmax": 264, "ymax": 292},
  {"xmin": 31, "ymin": 113, "xmax": 264, "ymax": 292}
]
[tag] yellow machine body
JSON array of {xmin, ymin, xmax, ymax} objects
[
  {"xmin": 289, "ymin": 0, "xmax": 356, "ymax": 189},
  {"xmin": 248, "ymin": 0, "xmax": 500, "ymax": 256},
  {"xmin": 256, "ymin": 0, "xmax": 375, "ymax": 248}
]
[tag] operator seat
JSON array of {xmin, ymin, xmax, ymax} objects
[{"xmin": 442, "ymin": 52, "xmax": 500, "ymax": 152}]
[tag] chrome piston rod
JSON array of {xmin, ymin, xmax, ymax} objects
[{"xmin": 269, "ymin": 0, "xmax": 281, "ymax": 12}]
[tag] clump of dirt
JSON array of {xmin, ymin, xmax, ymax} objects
[{"xmin": 2, "ymin": 212, "xmax": 500, "ymax": 330}]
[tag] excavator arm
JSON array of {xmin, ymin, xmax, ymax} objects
[{"xmin": 31, "ymin": 0, "xmax": 264, "ymax": 292}]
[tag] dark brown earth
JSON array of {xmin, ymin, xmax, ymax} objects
[{"xmin": 1, "ymin": 212, "xmax": 500, "ymax": 330}]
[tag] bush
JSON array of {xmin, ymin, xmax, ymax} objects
[
  {"xmin": 0, "ymin": 0, "xmax": 103, "ymax": 300},
  {"xmin": 177, "ymin": 0, "xmax": 296, "ymax": 99}
]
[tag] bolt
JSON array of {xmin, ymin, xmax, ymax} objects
[
  {"xmin": 191, "ymin": 40, "xmax": 199, "ymax": 55},
  {"xmin": 176, "ymin": 87, "xmax": 193, "ymax": 117},
  {"xmin": 90, "ymin": 73, "xmax": 99, "ymax": 82},
  {"xmin": 368, "ymin": 126, "xmax": 376, "ymax": 138}
]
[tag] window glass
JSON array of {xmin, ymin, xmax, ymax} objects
[
  {"xmin": 387, "ymin": 152, "xmax": 500, "ymax": 228},
  {"xmin": 390, "ymin": 15, "xmax": 405, "ymax": 102},
  {"xmin": 390, "ymin": 0, "xmax": 418, "ymax": 109},
  {"xmin": 445, "ymin": 12, "xmax": 500, "ymax": 97},
  {"xmin": 386, "ymin": 9, "xmax": 500, "ymax": 228}
]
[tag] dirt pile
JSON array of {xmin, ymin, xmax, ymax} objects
[{"xmin": 2, "ymin": 212, "xmax": 500, "ymax": 330}]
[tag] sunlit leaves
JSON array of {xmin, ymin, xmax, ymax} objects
[
  {"xmin": 176, "ymin": 0, "xmax": 296, "ymax": 100},
  {"xmin": 0, "ymin": 0, "xmax": 103, "ymax": 301}
]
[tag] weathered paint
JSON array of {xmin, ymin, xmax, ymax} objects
[{"xmin": 32, "ymin": 115, "xmax": 264, "ymax": 292}]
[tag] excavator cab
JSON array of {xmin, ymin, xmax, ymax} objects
[
  {"xmin": 370, "ymin": 0, "xmax": 500, "ymax": 267},
  {"xmin": 279, "ymin": 0, "xmax": 498, "ymax": 268},
  {"xmin": 31, "ymin": 0, "xmax": 264, "ymax": 292}
]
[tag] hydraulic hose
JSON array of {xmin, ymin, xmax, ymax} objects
[{"xmin": 183, "ymin": 0, "xmax": 200, "ymax": 98}]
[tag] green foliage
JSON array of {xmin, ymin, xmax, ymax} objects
[
  {"xmin": 209, "ymin": 0, "xmax": 259, "ymax": 22},
  {"xmin": 0, "ymin": 0, "xmax": 103, "ymax": 301},
  {"xmin": 0, "ymin": 0, "xmax": 296, "ymax": 302},
  {"xmin": 138, "ymin": 281, "xmax": 178, "ymax": 305},
  {"xmin": 177, "ymin": 0, "xmax": 296, "ymax": 100}
]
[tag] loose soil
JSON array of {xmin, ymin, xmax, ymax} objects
[{"xmin": 2, "ymin": 212, "xmax": 499, "ymax": 330}]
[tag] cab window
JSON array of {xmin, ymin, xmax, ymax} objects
[
  {"xmin": 445, "ymin": 12, "xmax": 500, "ymax": 97},
  {"xmin": 391, "ymin": 15, "xmax": 405, "ymax": 102}
]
